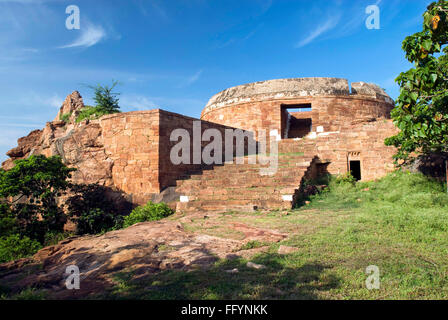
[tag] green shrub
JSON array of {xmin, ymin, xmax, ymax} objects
[
  {"xmin": 73, "ymin": 208, "xmax": 122, "ymax": 235},
  {"xmin": 66, "ymin": 184, "xmax": 130, "ymax": 235},
  {"xmin": 59, "ymin": 112, "xmax": 71, "ymax": 123},
  {"xmin": 89, "ymin": 81, "xmax": 121, "ymax": 114},
  {"xmin": 76, "ymin": 81, "xmax": 121, "ymax": 123},
  {"xmin": 75, "ymin": 106, "xmax": 107, "ymax": 123},
  {"xmin": 0, "ymin": 155, "xmax": 74, "ymax": 243},
  {"xmin": 123, "ymin": 202, "xmax": 174, "ymax": 228},
  {"xmin": 43, "ymin": 231, "xmax": 73, "ymax": 247},
  {"xmin": 0, "ymin": 234, "xmax": 41, "ymax": 263},
  {"xmin": 0, "ymin": 203, "xmax": 19, "ymax": 237},
  {"xmin": 333, "ymin": 172, "xmax": 356, "ymax": 185}
]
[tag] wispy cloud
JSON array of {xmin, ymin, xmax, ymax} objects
[
  {"xmin": 186, "ymin": 70, "xmax": 202, "ymax": 86},
  {"xmin": 295, "ymin": 15, "xmax": 341, "ymax": 48},
  {"xmin": 215, "ymin": 25, "xmax": 262, "ymax": 49},
  {"xmin": 59, "ymin": 24, "xmax": 106, "ymax": 49},
  {"xmin": 178, "ymin": 70, "xmax": 203, "ymax": 88},
  {"xmin": 120, "ymin": 95, "xmax": 159, "ymax": 111}
]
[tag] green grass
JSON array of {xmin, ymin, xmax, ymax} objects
[
  {"xmin": 238, "ymin": 240, "xmax": 270, "ymax": 251},
  {"xmin": 98, "ymin": 171, "xmax": 448, "ymax": 300},
  {"xmin": 1, "ymin": 287, "xmax": 47, "ymax": 300},
  {"xmin": 75, "ymin": 105, "xmax": 114, "ymax": 123},
  {"xmin": 59, "ymin": 112, "xmax": 71, "ymax": 123}
]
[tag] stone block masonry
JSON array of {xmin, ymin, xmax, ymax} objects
[{"xmin": 3, "ymin": 77, "xmax": 400, "ymax": 210}]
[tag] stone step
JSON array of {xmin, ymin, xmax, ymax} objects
[
  {"xmin": 176, "ymin": 177, "xmax": 304, "ymax": 191},
  {"xmin": 177, "ymin": 199, "xmax": 292, "ymax": 213},
  {"xmin": 173, "ymin": 148, "xmax": 316, "ymax": 212}
]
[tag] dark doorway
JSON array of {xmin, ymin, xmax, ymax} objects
[
  {"xmin": 282, "ymin": 104, "xmax": 312, "ymax": 139},
  {"xmin": 349, "ymin": 161, "xmax": 362, "ymax": 181}
]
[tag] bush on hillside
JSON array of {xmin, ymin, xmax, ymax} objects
[
  {"xmin": 0, "ymin": 155, "xmax": 74, "ymax": 243},
  {"xmin": 76, "ymin": 81, "xmax": 121, "ymax": 123},
  {"xmin": 123, "ymin": 202, "xmax": 174, "ymax": 228},
  {"xmin": 0, "ymin": 234, "xmax": 41, "ymax": 263},
  {"xmin": 73, "ymin": 208, "xmax": 122, "ymax": 235},
  {"xmin": 66, "ymin": 184, "xmax": 127, "ymax": 235}
]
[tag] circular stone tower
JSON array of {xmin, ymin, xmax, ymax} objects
[{"xmin": 201, "ymin": 77, "xmax": 394, "ymax": 139}]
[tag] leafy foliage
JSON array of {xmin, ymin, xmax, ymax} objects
[
  {"xmin": 59, "ymin": 112, "xmax": 71, "ymax": 123},
  {"xmin": 123, "ymin": 202, "xmax": 174, "ymax": 228},
  {"xmin": 0, "ymin": 204, "xmax": 19, "ymax": 237},
  {"xmin": 66, "ymin": 184, "xmax": 126, "ymax": 235},
  {"xmin": 75, "ymin": 106, "xmax": 108, "ymax": 123},
  {"xmin": 73, "ymin": 208, "xmax": 121, "ymax": 235},
  {"xmin": 91, "ymin": 80, "xmax": 121, "ymax": 114},
  {"xmin": 0, "ymin": 155, "xmax": 75, "ymax": 243},
  {"xmin": 0, "ymin": 234, "xmax": 41, "ymax": 263},
  {"xmin": 333, "ymin": 172, "xmax": 356, "ymax": 185},
  {"xmin": 385, "ymin": 0, "xmax": 448, "ymax": 162},
  {"xmin": 76, "ymin": 81, "xmax": 121, "ymax": 122}
]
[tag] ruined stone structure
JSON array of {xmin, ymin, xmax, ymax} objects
[{"xmin": 2, "ymin": 78, "xmax": 399, "ymax": 212}]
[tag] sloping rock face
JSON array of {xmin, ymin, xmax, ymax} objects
[
  {"xmin": 54, "ymin": 91, "xmax": 85, "ymax": 124},
  {"xmin": 2, "ymin": 92, "xmax": 114, "ymax": 188},
  {"xmin": 0, "ymin": 212, "xmax": 286, "ymax": 299}
]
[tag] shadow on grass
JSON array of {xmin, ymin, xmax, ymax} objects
[{"xmin": 102, "ymin": 253, "xmax": 340, "ymax": 300}]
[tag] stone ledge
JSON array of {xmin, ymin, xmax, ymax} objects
[
  {"xmin": 204, "ymin": 78, "xmax": 350, "ymax": 111},
  {"xmin": 203, "ymin": 78, "xmax": 394, "ymax": 115}
]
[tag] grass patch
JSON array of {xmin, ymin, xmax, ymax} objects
[
  {"xmin": 102, "ymin": 171, "xmax": 448, "ymax": 300},
  {"xmin": 75, "ymin": 106, "xmax": 110, "ymax": 123},
  {"xmin": 59, "ymin": 112, "xmax": 71, "ymax": 123},
  {"xmin": 239, "ymin": 240, "xmax": 270, "ymax": 251}
]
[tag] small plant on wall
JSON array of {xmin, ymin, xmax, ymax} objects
[{"xmin": 76, "ymin": 80, "xmax": 121, "ymax": 123}]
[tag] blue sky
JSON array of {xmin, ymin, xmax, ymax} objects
[{"xmin": 0, "ymin": 0, "xmax": 434, "ymax": 162}]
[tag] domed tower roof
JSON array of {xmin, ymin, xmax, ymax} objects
[{"xmin": 202, "ymin": 77, "xmax": 393, "ymax": 116}]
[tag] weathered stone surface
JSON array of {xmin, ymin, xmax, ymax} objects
[
  {"xmin": 0, "ymin": 216, "xmax": 276, "ymax": 298},
  {"xmin": 3, "ymin": 130, "xmax": 43, "ymax": 169},
  {"xmin": 2, "ymin": 77, "xmax": 400, "ymax": 211},
  {"xmin": 54, "ymin": 90, "xmax": 85, "ymax": 123},
  {"xmin": 351, "ymin": 81, "xmax": 394, "ymax": 104},
  {"xmin": 204, "ymin": 78, "xmax": 351, "ymax": 113}
]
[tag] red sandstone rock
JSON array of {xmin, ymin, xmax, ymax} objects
[
  {"xmin": 54, "ymin": 91, "xmax": 85, "ymax": 123},
  {"xmin": 0, "ymin": 216, "xmax": 278, "ymax": 298}
]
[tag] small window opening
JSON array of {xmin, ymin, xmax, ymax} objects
[
  {"xmin": 349, "ymin": 161, "xmax": 362, "ymax": 181},
  {"xmin": 282, "ymin": 103, "xmax": 312, "ymax": 139}
]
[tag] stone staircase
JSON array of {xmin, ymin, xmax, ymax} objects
[{"xmin": 175, "ymin": 139, "xmax": 319, "ymax": 213}]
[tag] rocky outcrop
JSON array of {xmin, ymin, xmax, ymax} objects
[
  {"xmin": 0, "ymin": 212, "xmax": 286, "ymax": 299},
  {"xmin": 2, "ymin": 92, "xmax": 114, "ymax": 187},
  {"xmin": 54, "ymin": 91, "xmax": 85, "ymax": 124}
]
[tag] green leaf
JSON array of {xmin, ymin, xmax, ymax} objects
[
  {"xmin": 410, "ymin": 92, "xmax": 419, "ymax": 102},
  {"xmin": 422, "ymin": 39, "xmax": 432, "ymax": 51},
  {"xmin": 430, "ymin": 73, "xmax": 438, "ymax": 83}
]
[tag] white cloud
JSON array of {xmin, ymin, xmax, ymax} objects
[
  {"xmin": 295, "ymin": 15, "xmax": 341, "ymax": 48},
  {"xmin": 59, "ymin": 24, "xmax": 106, "ymax": 49}
]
